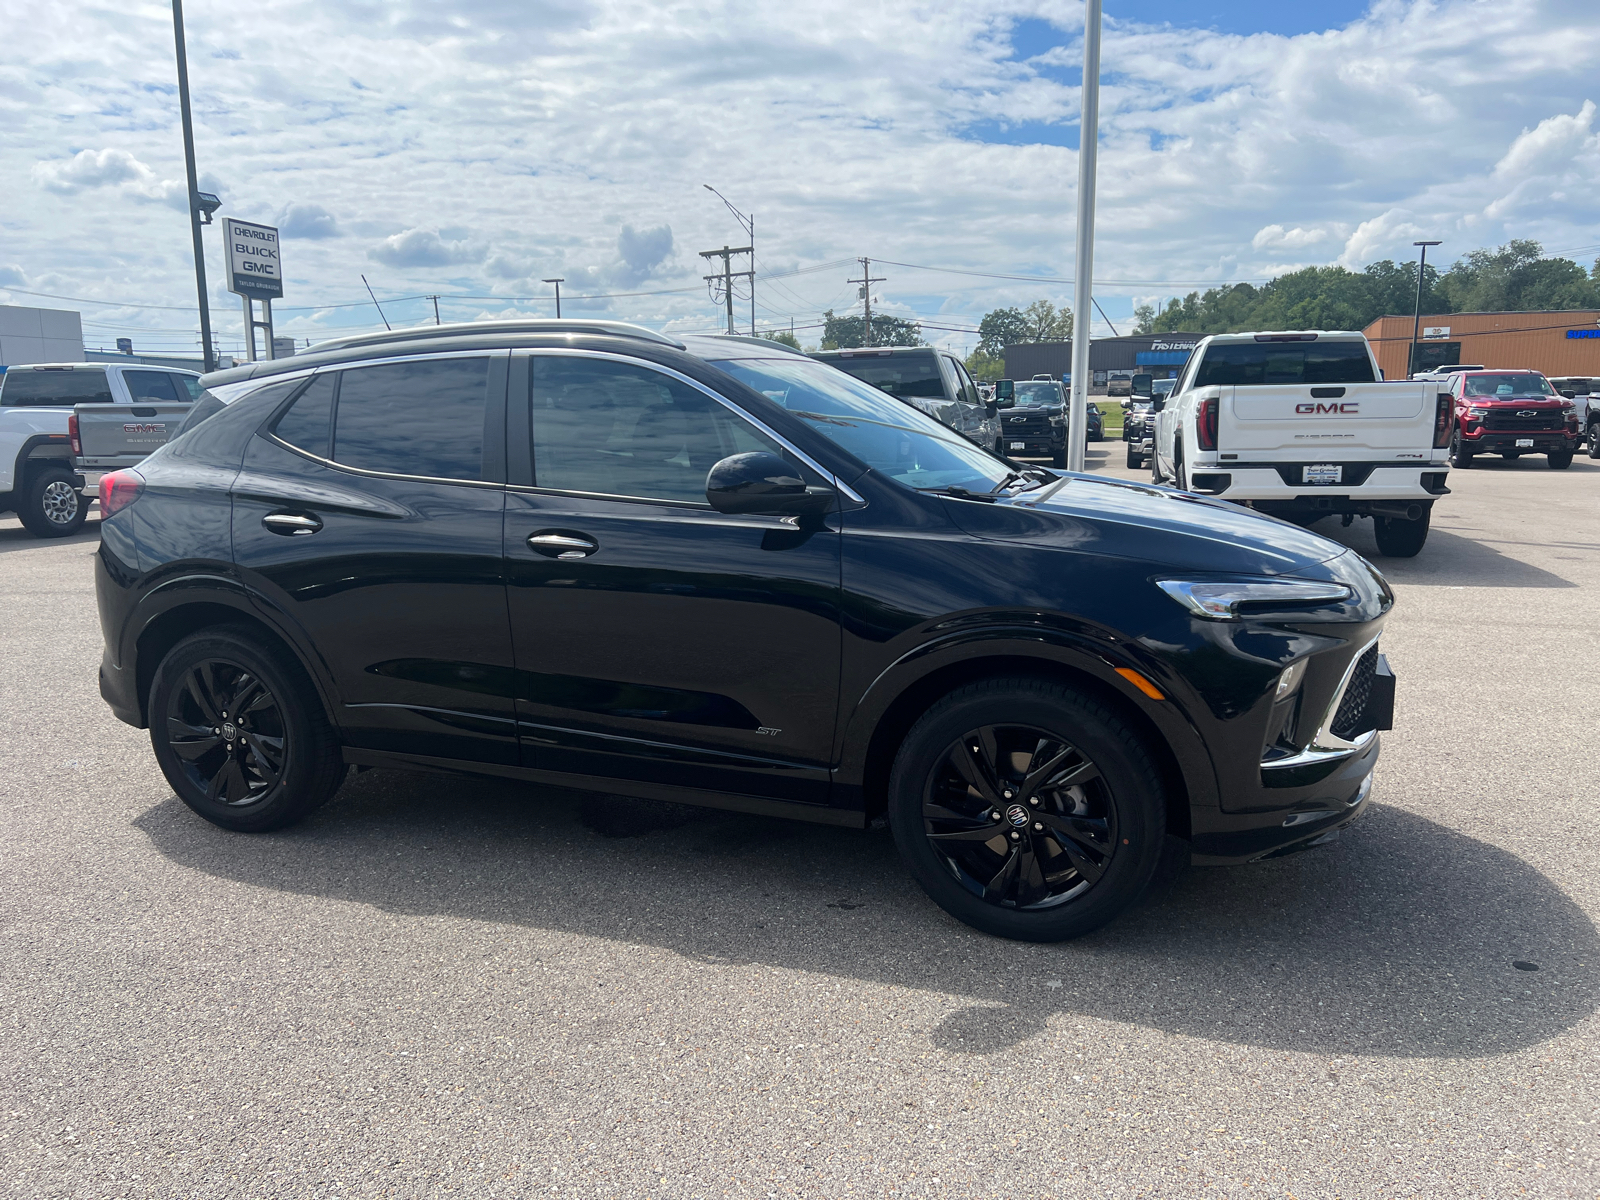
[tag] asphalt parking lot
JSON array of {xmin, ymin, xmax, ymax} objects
[{"xmin": 2, "ymin": 452, "xmax": 1597, "ymax": 1199}]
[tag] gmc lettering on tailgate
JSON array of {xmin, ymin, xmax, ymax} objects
[
  {"xmin": 123, "ymin": 423, "xmax": 167, "ymax": 434},
  {"xmin": 1295, "ymin": 402, "xmax": 1359, "ymax": 414}
]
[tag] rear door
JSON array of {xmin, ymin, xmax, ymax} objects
[
  {"xmin": 502, "ymin": 351, "xmax": 842, "ymax": 807},
  {"xmin": 232, "ymin": 352, "xmax": 518, "ymax": 766}
]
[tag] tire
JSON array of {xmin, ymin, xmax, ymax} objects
[
  {"xmin": 1549, "ymin": 450, "xmax": 1574, "ymax": 470},
  {"xmin": 148, "ymin": 626, "xmax": 345, "ymax": 832},
  {"xmin": 1050, "ymin": 445, "xmax": 1067, "ymax": 469},
  {"xmin": 1373, "ymin": 507, "xmax": 1430, "ymax": 557},
  {"xmin": 1587, "ymin": 424, "xmax": 1600, "ymax": 459},
  {"xmin": 887, "ymin": 677, "xmax": 1167, "ymax": 942},
  {"xmin": 1450, "ymin": 432, "xmax": 1473, "ymax": 469},
  {"xmin": 1173, "ymin": 438, "xmax": 1187, "ymax": 491},
  {"xmin": 1126, "ymin": 447, "xmax": 1142, "ymax": 471},
  {"xmin": 16, "ymin": 466, "xmax": 87, "ymax": 538}
]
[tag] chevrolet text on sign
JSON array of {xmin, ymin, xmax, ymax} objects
[{"xmin": 223, "ymin": 218, "xmax": 283, "ymax": 299}]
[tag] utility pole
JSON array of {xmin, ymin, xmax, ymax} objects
[
  {"xmin": 428, "ymin": 295, "xmax": 441, "ymax": 325},
  {"xmin": 1067, "ymin": 0, "xmax": 1103, "ymax": 472},
  {"xmin": 542, "ymin": 278, "xmax": 564, "ymax": 319},
  {"xmin": 848, "ymin": 258, "xmax": 886, "ymax": 346},
  {"xmin": 699, "ymin": 245, "xmax": 753, "ymax": 335},
  {"xmin": 1409, "ymin": 242, "xmax": 1441, "ymax": 378},
  {"xmin": 170, "ymin": 0, "xmax": 214, "ymax": 373},
  {"xmin": 704, "ymin": 186, "xmax": 756, "ymax": 334}
]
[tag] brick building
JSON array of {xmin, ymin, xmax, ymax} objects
[{"xmin": 1363, "ymin": 310, "xmax": 1600, "ymax": 380}]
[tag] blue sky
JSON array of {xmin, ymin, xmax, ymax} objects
[{"xmin": 3, "ymin": 0, "xmax": 1598, "ymax": 355}]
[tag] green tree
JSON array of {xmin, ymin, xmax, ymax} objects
[
  {"xmin": 820, "ymin": 309, "xmax": 922, "ymax": 349},
  {"xmin": 760, "ymin": 329, "xmax": 802, "ymax": 350},
  {"xmin": 1133, "ymin": 304, "xmax": 1156, "ymax": 334},
  {"xmin": 1021, "ymin": 299, "xmax": 1072, "ymax": 342},
  {"xmin": 1437, "ymin": 241, "xmax": 1600, "ymax": 312},
  {"xmin": 964, "ymin": 347, "xmax": 1006, "ymax": 380},
  {"xmin": 977, "ymin": 307, "xmax": 1031, "ymax": 356}
]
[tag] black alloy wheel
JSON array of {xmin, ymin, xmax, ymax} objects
[
  {"xmin": 889, "ymin": 678, "xmax": 1165, "ymax": 941},
  {"xmin": 1587, "ymin": 423, "xmax": 1600, "ymax": 459},
  {"xmin": 149, "ymin": 627, "xmax": 344, "ymax": 831}
]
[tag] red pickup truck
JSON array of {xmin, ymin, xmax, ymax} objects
[{"xmin": 1446, "ymin": 369, "xmax": 1578, "ymax": 469}]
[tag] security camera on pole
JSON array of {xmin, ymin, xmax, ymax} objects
[{"xmin": 223, "ymin": 217, "xmax": 284, "ymax": 360}]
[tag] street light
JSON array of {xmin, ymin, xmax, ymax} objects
[
  {"xmin": 704, "ymin": 185, "xmax": 755, "ymax": 335},
  {"xmin": 1066, "ymin": 0, "xmax": 1103, "ymax": 472},
  {"xmin": 1410, "ymin": 241, "xmax": 1442, "ymax": 379},
  {"xmin": 542, "ymin": 278, "xmax": 564, "ymax": 319},
  {"xmin": 171, "ymin": 0, "xmax": 215, "ymax": 372}
]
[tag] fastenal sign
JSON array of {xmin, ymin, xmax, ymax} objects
[
  {"xmin": 1423, "ymin": 326, "xmax": 1451, "ymax": 339},
  {"xmin": 223, "ymin": 218, "xmax": 283, "ymax": 299}
]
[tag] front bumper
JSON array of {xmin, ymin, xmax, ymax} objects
[
  {"xmin": 1461, "ymin": 432, "xmax": 1575, "ymax": 454},
  {"xmin": 1001, "ymin": 434, "xmax": 1064, "ymax": 456}
]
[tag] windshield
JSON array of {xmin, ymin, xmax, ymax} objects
[
  {"xmin": 1152, "ymin": 379, "xmax": 1176, "ymax": 397},
  {"xmin": 1194, "ymin": 340, "xmax": 1375, "ymax": 386},
  {"xmin": 821, "ymin": 353, "xmax": 945, "ymax": 400},
  {"xmin": 1013, "ymin": 381, "xmax": 1063, "ymax": 407},
  {"xmin": 1463, "ymin": 373, "xmax": 1555, "ymax": 397},
  {"xmin": 713, "ymin": 358, "xmax": 1014, "ymax": 493}
]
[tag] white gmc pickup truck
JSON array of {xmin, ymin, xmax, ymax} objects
[
  {"xmin": 0, "ymin": 362, "xmax": 201, "ymax": 537},
  {"xmin": 1149, "ymin": 331, "xmax": 1451, "ymax": 556}
]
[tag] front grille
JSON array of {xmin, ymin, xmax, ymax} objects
[
  {"xmin": 1004, "ymin": 413, "xmax": 1054, "ymax": 435},
  {"xmin": 1483, "ymin": 412, "xmax": 1561, "ymax": 431},
  {"xmin": 1330, "ymin": 645, "xmax": 1379, "ymax": 740}
]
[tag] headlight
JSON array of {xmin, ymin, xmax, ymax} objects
[{"xmin": 1156, "ymin": 578, "xmax": 1355, "ymax": 620}]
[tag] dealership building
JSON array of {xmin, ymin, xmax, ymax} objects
[
  {"xmin": 1362, "ymin": 310, "xmax": 1600, "ymax": 380},
  {"xmin": 1003, "ymin": 332, "xmax": 1203, "ymax": 390}
]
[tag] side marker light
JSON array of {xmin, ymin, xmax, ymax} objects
[{"xmin": 1115, "ymin": 668, "xmax": 1165, "ymax": 701}]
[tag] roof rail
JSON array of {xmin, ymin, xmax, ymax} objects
[{"xmin": 308, "ymin": 319, "xmax": 685, "ymax": 354}]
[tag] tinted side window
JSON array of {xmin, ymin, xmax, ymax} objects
[
  {"xmin": 174, "ymin": 375, "xmax": 205, "ymax": 401},
  {"xmin": 530, "ymin": 356, "xmax": 784, "ymax": 503},
  {"xmin": 0, "ymin": 368, "xmax": 112, "ymax": 407},
  {"xmin": 125, "ymin": 371, "xmax": 182, "ymax": 402},
  {"xmin": 271, "ymin": 374, "xmax": 335, "ymax": 457},
  {"xmin": 169, "ymin": 380, "xmax": 303, "ymax": 463},
  {"xmin": 827, "ymin": 354, "xmax": 945, "ymax": 399},
  {"xmin": 333, "ymin": 358, "xmax": 491, "ymax": 481}
]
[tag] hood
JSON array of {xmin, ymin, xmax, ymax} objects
[
  {"xmin": 942, "ymin": 472, "xmax": 1350, "ymax": 578},
  {"xmin": 1469, "ymin": 396, "xmax": 1565, "ymax": 406}
]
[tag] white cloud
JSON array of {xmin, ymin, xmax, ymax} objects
[
  {"xmin": 369, "ymin": 228, "xmax": 484, "ymax": 268},
  {"xmin": 278, "ymin": 203, "xmax": 341, "ymax": 239},
  {"xmin": 1252, "ymin": 225, "xmax": 1333, "ymax": 251}
]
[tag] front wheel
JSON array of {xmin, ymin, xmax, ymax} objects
[
  {"xmin": 1050, "ymin": 445, "xmax": 1067, "ymax": 469},
  {"xmin": 1549, "ymin": 450, "xmax": 1574, "ymax": 470},
  {"xmin": 1450, "ymin": 432, "xmax": 1473, "ymax": 469},
  {"xmin": 149, "ymin": 627, "xmax": 345, "ymax": 832},
  {"xmin": 1126, "ymin": 447, "xmax": 1143, "ymax": 470},
  {"xmin": 888, "ymin": 678, "xmax": 1166, "ymax": 942},
  {"xmin": 16, "ymin": 466, "xmax": 87, "ymax": 537},
  {"xmin": 1373, "ymin": 507, "xmax": 1430, "ymax": 557},
  {"xmin": 1587, "ymin": 424, "xmax": 1600, "ymax": 459}
]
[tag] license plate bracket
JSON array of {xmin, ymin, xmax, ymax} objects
[
  {"xmin": 1515, "ymin": 438, "xmax": 1534, "ymax": 447},
  {"xmin": 1302, "ymin": 463, "xmax": 1342, "ymax": 485}
]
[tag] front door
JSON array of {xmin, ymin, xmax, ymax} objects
[
  {"xmin": 503, "ymin": 352, "xmax": 842, "ymax": 808},
  {"xmin": 232, "ymin": 352, "xmax": 518, "ymax": 765}
]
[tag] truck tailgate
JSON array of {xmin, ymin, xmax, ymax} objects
[
  {"xmin": 1225, "ymin": 382, "xmax": 1437, "ymax": 455},
  {"xmin": 74, "ymin": 402, "xmax": 192, "ymax": 465}
]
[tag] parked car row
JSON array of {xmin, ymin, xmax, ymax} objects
[{"xmin": 89, "ymin": 318, "xmax": 1393, "ymax": 944}]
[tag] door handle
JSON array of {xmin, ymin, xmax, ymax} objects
[
  {"xmin": 527, "ymin": 531, "xmax": 597, "ymax": 560},
  {"xmin": 263, "ymin": 512, "xmax": 323, "ymax": 536}
]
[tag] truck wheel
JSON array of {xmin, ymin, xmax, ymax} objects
[
  {"xmin": 887, "ymin": 677, "xmax": 1166, "ymax": 942},
  {"xmin": 1549, "ymin": 450, "xmax": 1574, "ymax": 470},
  {"xmin": 16, "ymin": 467, "xmax": 87, "ymax": 538},
  {"xmin": 1450, "ymin": 433, "xmax": 1473, "ymax": 468},
  {"xmin": 1373, "ymin": 508, "xmax": 1430, "ymax": 557},
  {"xmin": 1588, "ymin": 423, "xmax": 1600, "ymax": 459},
  {"xmin": 1050, "ymin": 445, "xmax": 1067, "ymax": 469},
  {"xmin": 1126, "ymin": 447, "xmax": 1142, "ymax": 470}
]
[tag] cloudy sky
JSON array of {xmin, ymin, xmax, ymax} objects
[{"xmin": 2, "ymin": 0, "xmax": 1597, "ymax": 358}]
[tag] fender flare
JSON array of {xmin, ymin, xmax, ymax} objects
[
  {"xmin": 8, "ymin": 433, "xmax": 74, "ymax": 494},
  {"xmin": 120, "ymin": 572, "xmax": 346, "ymax": 734},
  {"xmin": 833, "ymin": 625, "xmax": 1221, "ymax": 810}
]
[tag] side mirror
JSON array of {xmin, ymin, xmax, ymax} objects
[
  {"xmin": 706, "ymin": 452, "xmax": 836, "ymax": 516},
  {"xmin": 1561, "ymin": 390, "xmax": 1577, "ymax": 399},
  {"xmin": 985, "ymin": 400, "xmax": 998, "ymax": 418},
  {"xmin": 1150, "ymin": 395, "xmax": 1166, "ymax": 412},
  {"xmin": 995, "ymin": 379, "xmax": 1015, "ymax": 408},
  {"xmin": 1131, "ymin": 373, "xmax": 1153, "ymax": 399}
]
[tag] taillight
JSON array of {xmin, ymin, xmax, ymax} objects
[
  {"xmin": 99, "ymin": 469, "xmax": 144, "ymax": 518},
  {"xmin": 68, "ymin": 413, "xmax": 81, "ymax": 455},
  {"xmin": 1433, "ymin": 393, "xmax": 1452, "ymax": 448},
  {"xmin": 1196, "ymin": 396, "xmax": 1218, "ymax": 451}
]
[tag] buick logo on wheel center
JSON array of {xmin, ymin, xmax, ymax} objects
[{"xmin": 1006, "ymin": 803, "xmax": 1030, "ymax": 827}]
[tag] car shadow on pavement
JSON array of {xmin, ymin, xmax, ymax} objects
[
  {"xmin": 0, "ymin": 518, "xmax": 100, "ymax": 555},
  {"xmin": 132, "ymin": 769, "xmax": 1599, "ymax": 1061},
  {"xmin": 1306, "ymin": 525, "xmax": 1577, "ymax": 588}
]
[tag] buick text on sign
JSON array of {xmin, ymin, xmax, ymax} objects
[{"xmin": 223, "ymin": 218, "xmax": 284, "ymax": 299}]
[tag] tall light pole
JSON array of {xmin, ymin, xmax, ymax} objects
[
  {"xmin": 543, "ymin": 278, "xmax": 564, "ymax": 319},
  {"xmin": 171, "ymin": 0, "xmax": 214, "ymax": 372},
  {"xmin": 1066, "ymin": 0, "xmax": 1103, "ymax": 472},
  {"xmin": 1409, "ymin": 241, "xmax": 1441, "ymax": 378},
  {"xmin": 704, "ymin": 185, "xmax": 755, "ymax": 335}
]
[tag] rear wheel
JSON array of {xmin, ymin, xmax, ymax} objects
[
  {"xmin": 1373, "ymin": 507, "xmax": 1430, "ymax": 557},
  {"xmin": 1549, "ymin": 450, "xmax": 1574, "ymax": 470},
  {"xmin": 1587, "ymin": 423, "xmax": 1600, "ymax": 459},
  {"xmin": 16, "ymin": 466, "xmax": 87, "ymax": 538},
  {"xmin": 888, "ymin": 678, "xmax": 1166, "ymax": 942},
  {"xmin": 148, "ymin": 627, "xmax": 344, "ymax": 832}
]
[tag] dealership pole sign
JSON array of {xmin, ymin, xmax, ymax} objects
[{"xmin": 223, "ymin": 218, "xmax": 282, "ymax": 361}]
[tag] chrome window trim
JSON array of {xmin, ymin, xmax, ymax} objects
[
  {"xmin": 1261, "ymin": 633, "xmax": 1382, "ymax": 772},
  {"xmin": 515, "ymin": 347, "xmax": 865, "ymax": 503},
  {"xmin": 258, "ymin": 348, "xmax": 509, "ymax": 489}
]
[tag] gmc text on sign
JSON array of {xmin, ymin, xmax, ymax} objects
[{"xmin": 223, "ymin": 218, "xmax": 284, "ymax": 299}]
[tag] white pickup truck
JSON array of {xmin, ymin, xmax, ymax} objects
[
  {"xmin": 1149, "ymin": 330, "xmax": 1452, "ymax": 557},
  {"xmin": 0, "ymin": 362, "xmax": 201, "ymax": 537}
]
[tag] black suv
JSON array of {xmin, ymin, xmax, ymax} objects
[{"xmin": 94, "ymin": 320, "xmax": 1395, "ymax": 942}]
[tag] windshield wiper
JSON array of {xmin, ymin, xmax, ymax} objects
[{"xmin": 918, "ymin": 485, "xmax": 998, "ymax": 503}]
